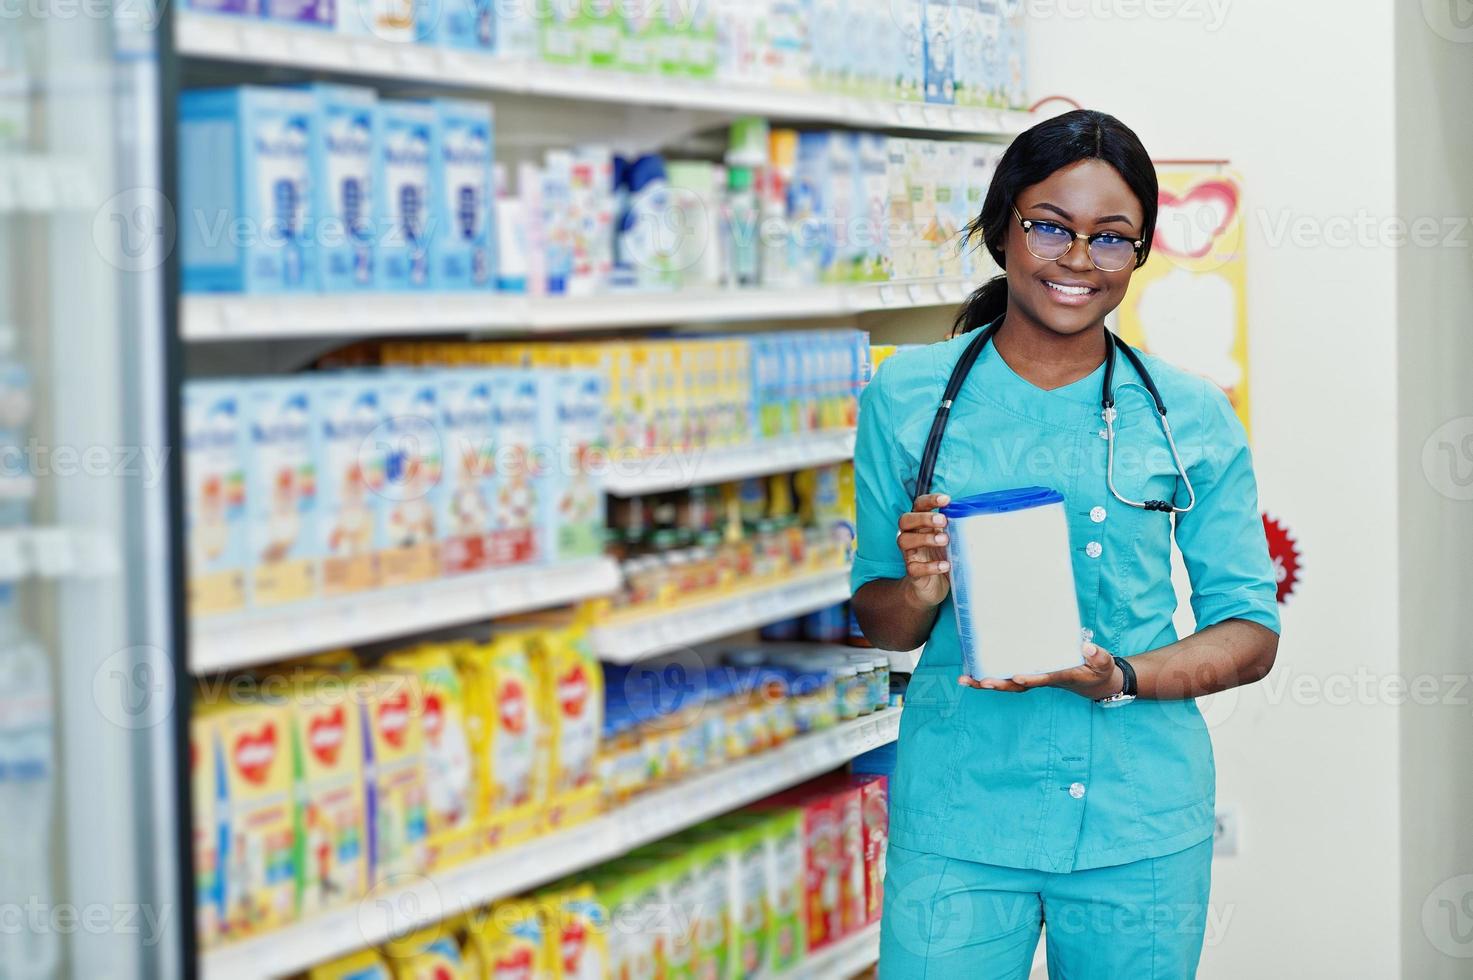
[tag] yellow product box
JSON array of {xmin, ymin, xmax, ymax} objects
[
  {"xmin": 190, "ymin": 710, "xmax": 222, "ymax": 949},
  {"xmin": 465, "ymin": 899, "xmax": 550, "ymax": 980},
  {"xmin": 291, "ymin": 679, "xmax": 369, "ymax": 916},
  {"xmin": 307, "ymin": 948, "xmax": 393, "ymax": 980},
  {"xmin": 384, "ymin": 645, "xmax": 476, "ymax": 871},
  {"xmin": 532, "ymin": 626, "xmax": 604, "ymax": 826},
  {"xmin": 535, "ymin": 883, "xmax": 610, "ymax": 980},
  {"xmin": 210, "ymin": 699, "xmax": 298, "ymax": 938},
  {"xmin": 360, "ymin": 671, "xmax": 429, "ymax": 881},
  {"xmin": 456, "ymin": 635, "xmax": 545, "ymax": 850},
  {"xmin": 383, "ymin": 926, "xmax": 471, "ymax": 980}
]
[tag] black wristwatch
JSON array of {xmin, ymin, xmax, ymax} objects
[{"xmin": 1096, "ymin": 656, "xmax": 1137, "ymax": 707}]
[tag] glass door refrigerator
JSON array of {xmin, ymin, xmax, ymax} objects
[{"xmin": 0, "ymin": 7, "xmax": 182, "ymax": 980}]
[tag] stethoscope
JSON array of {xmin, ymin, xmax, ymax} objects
[{"xmin": 914, "ymin": 318, "xmax": 1197, "ymax": 514}]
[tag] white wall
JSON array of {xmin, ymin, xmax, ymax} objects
[
  {"xmin": 1027, "ymin": 4, "xmax": 1408, "ymax": 976},
  {"xmin": 868, "ymin": 1, "xmax": 1410, "ymax": 975},
  {"xmin": 1393, "ymin": 4, "xmax": 1473, "ymax": 978}
]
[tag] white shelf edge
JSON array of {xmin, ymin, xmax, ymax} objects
[
  {"xmin": 176, "ymin": 12, "xmax": 1032, "ymax": 137},
  {"xmin": 780, "ymin": 921, "xmax": 882, "ymax": 980},
  {"xmin": 590, "ymin": 566, "xmax": 853, "ymax": 664},
  {"xmin": 181, "ymin": 279, "xmax": 977, "ymax": 342},
  {"xmin": 606, "ymin": 430, "xmax": 856, "ymax": 496},
  {"xmin": 189, "ymin": 556, "xmax": 620, "ymax": 674},
  {"xmin": 200, "ymin": 708, "xmax": 901, "ymax": 980}
]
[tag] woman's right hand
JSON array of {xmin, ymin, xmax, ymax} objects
[{"xmin": 898, "ymin": 493, "xmax": 953, "ymax": 608}]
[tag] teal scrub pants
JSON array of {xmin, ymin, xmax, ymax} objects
[{"xmin": 878, "ymin": 838, "xmax": 1214, "ymax": 979}]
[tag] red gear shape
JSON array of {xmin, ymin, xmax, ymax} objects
[{"xmin": 1261, "ymin": 513, "xmax": 1301, "ymax": 605}]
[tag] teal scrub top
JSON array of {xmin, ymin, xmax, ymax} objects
[{"xmin": 852, "ymin": 332, "xmax": 1281, "ymax": 874}]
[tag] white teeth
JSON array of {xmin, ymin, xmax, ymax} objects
[{"xmin": 1045, "ymin": 281, "xmax": 1094, "ymax": 296}]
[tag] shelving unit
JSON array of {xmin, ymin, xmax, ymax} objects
[
  {"xmin": 781, "ymin": 922, "xmax": 882, "ymax": 980},
  {"xmin": 200, "ymin": 708, "xmax": 901, "ymax": 980},
  {"xmin": 180, "ymin": 278, "xmax": 977, "ymax": 341},
  {"xmin": 189, "ymin": 556, "xmax": 620, "ymax": 674},
  {"xmin": 176, "ymin": 12, "xmax": 1033, "ymax": 138},
  {"xmin": 590, "ymin": 566, "xmax": 852, "ymax": 663},
  {"xmin": 606, "ymin": 429, "xmax": 856, "ymax": 496}
]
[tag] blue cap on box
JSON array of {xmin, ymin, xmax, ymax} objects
[{"xmin": 940, "ymin": 486, "xmax": 1063, "ymax": 519}]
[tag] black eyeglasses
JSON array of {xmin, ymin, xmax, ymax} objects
[{"xmin": 1013, "ymin": 207, "xmax": 1145, "ymax": 273}]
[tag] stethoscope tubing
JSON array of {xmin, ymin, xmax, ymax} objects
[{"xmin": 913, "ymin": 318, "xmax": 1196, "ymax": 514}]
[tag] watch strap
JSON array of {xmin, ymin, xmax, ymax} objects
[{"xmin": 1113, "ymin": 655, "xmax": 1137, "ymax": 698}]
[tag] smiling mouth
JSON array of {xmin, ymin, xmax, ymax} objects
[{"xmin": 1043, "ymin": 280, "xmax": 1100, "ymax": 297}]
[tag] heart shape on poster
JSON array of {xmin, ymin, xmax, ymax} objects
[{"xmin": 1153, "ymin": 180, "xmax": 1239, "ymax": 259}]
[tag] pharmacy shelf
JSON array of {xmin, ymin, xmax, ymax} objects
[
  {"xmin": 179, "ymin": 278, "xmax": 977, "ymax": 341},
  {"xmin": 176, "ymin": 12, "xmax": 1034, "ymax": 138},
  {"xmin": 189, "ymin": 556, "xmax": 620, "ymax": 674},
  {"xmin": 200, "ymin": 707, "xmax": 901, "ymax": 980},
  {"xmin": 780, "ymin": 922, "xmax": 882, "ymax": 980},
  {"xmin": 590, "ymin": 565, "xmax": 852, "ymax": 663},
  {"xmin": 607, "ymin": 429, "xmax": 856, "ymax": 496}
]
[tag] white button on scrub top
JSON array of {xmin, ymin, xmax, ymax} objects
[
  {"xmin": 1090, "ymin": 506, "xmax": 1107, "ymax": 523},
  {"xmin": 1085, "ymin": 541, "xmax": 1103, "ymax": 559},
  {"xmin": 1069, "ymin": 782, "xmax": 1086, "ymax": 799}
]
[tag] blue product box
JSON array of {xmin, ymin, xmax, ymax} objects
[
  {"xmin": 434, "ymin": 0, "xmax": 493, "ymax": 50},
  {"xmin": 924, "ymin": 0, "xmax": 956, "ymax": 104},
  {"xmin": 180, "ymin": 87, "xmax": 315, "ymax": 294},
  {"xmin": 432, "ymin": 99, "xmax": 495, "ymax": 291},
  {"xmin": 306, "ymin": 84, "xmax": 378, "ymax": 293},
  {"xmin": 794, "ymin": 132, "xmax": 832, "ymax": 284},
  {"xmin": 540, "ymin": 369, "xmax": 607, "ymax": 562},
  {"xmin": 895, "ymin": 0, "xmax": 926, "ymax": 101},
  {"xmin": 1000, "ymin": 0, "xmax": 1027, "ymax": 109},
  {"xmin": 376, "ymin": 100, "xmax": 437, "ymax": 290}
]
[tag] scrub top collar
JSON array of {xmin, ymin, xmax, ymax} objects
[{"xmin": 953, "ymin": 334, "xmax": 1132, "ymax": 430}]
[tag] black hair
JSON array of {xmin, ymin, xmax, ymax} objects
[{"xmin": 952, "ymin": 109, "xmax": 1159, "ymax": 335}]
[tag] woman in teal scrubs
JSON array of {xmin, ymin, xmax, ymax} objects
[{"xmin": 851, "ymin": 110, "xmax": 1281, "ymax": 978}]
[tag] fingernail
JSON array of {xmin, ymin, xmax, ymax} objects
[
  {"xmin": 938, "ymin": 561, "xmax": 950, "ymax": 572},
  {"xmin": 931, "ymin": 515, "xmax": 944, "ymax": 525},
  {"xmin": 938, "ymin": 495, "xmax": 950, "ymax": 505},
  {"xmin": 935, "ymin": 534, "xmax": 948, "ymax": 545}
]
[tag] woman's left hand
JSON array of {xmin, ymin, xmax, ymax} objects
[{"xmin": 959, "ymin": 642, "xmax": 1124, "ymax": 700}]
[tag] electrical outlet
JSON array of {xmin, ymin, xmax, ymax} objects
[{"xmin": 1213, "ymin": 805, "xmax": 1240, "ymax": 857}]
